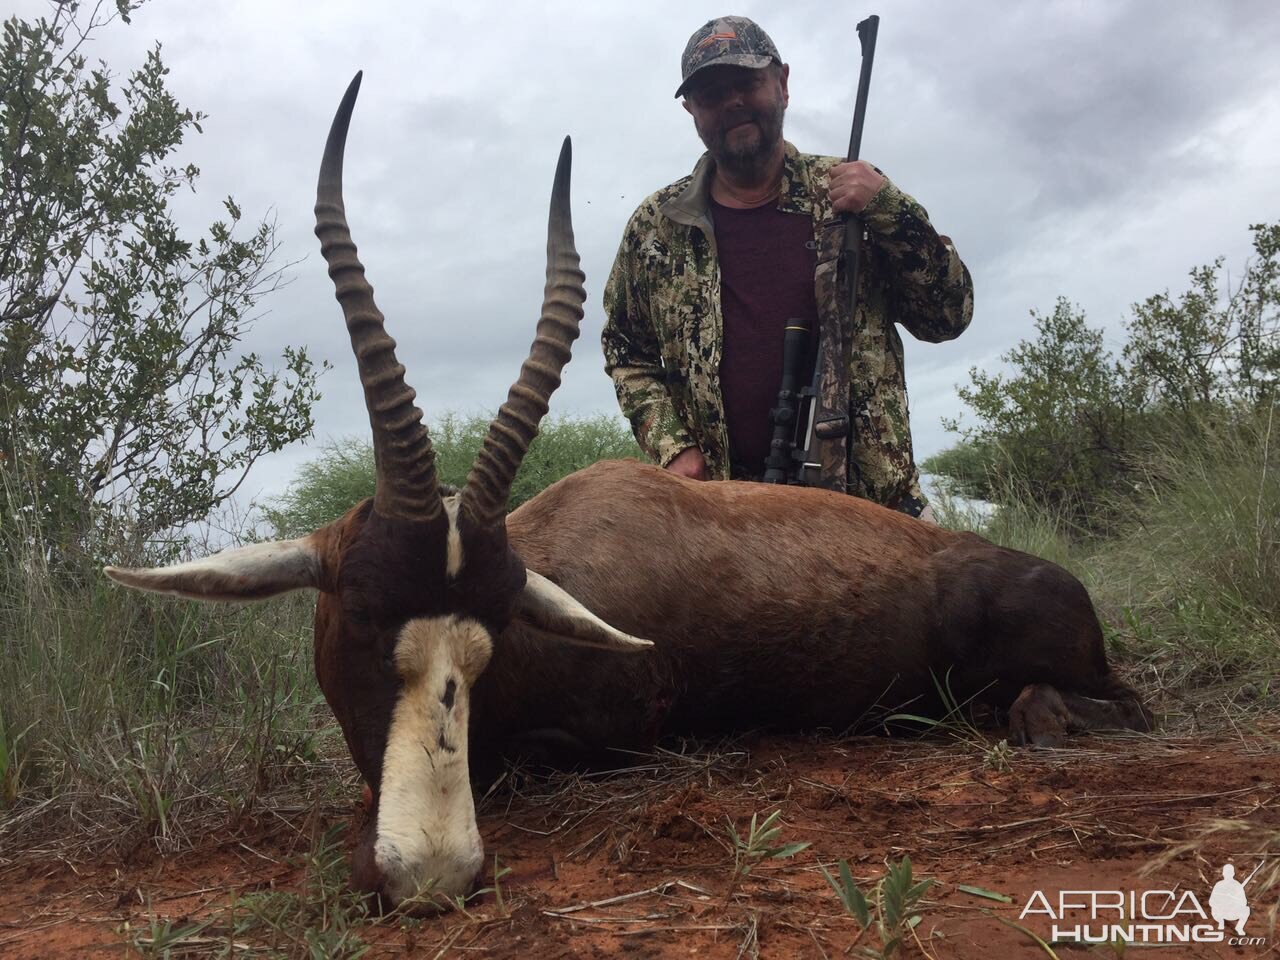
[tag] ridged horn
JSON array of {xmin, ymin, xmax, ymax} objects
[
  {"xmin": 462, "ymin": 137, "xmax": 585, "ymax": 525},
  {"xmin": 315, "ymin": 72, "xmax": 442, "ymax": 523}
]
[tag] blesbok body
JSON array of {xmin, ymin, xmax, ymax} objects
[{"xmin": 106, "ymin": 75, "xmax": 1150, "ymax": 908}]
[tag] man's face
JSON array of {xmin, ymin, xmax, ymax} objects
[{"xmin": 682, "ymin": 63, "xmax": 789, "ymax": 178}]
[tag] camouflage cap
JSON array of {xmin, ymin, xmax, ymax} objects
[{"xmin": 674, "ymin": 16, "xmax": 781, "ymax": 99}]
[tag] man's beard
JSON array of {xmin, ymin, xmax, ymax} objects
[{"xmin": 696, "ymin": 100, "xmax": 785, "ymax": 181}]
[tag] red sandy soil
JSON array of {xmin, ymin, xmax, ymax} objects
[{"xmin": 2, "ymin": 729, "xmax": 1278, "ymax": 958}]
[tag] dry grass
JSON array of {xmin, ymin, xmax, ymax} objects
[{"xmin": 4, "ymin": 722, "xmax": 1278, "ymax": 958}]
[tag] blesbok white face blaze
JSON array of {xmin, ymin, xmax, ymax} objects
[
  {"xmin": 443, "ymin": 496, "xmax": 464, "ymax": 578},
  {"xmin": 375, "ymin": 614, "xmax": 493, "ymax": 903}
]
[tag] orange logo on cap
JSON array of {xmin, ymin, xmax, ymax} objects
[{"xmin": 697, "ymin": 31, "xmax": 737, "ymax": 49}]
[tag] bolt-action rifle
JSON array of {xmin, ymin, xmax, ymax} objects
[{"xmin": 762, "ymin": 14, "xmax": 879, "ymax": 486}]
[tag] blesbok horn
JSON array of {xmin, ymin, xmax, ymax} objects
[
  {"xmin": 315, "ymin": 72, "xmax": 442, "ymax": 523},
  {"xmin": 462, "ymin": 137, "xmax": 586, "ymax": 525}
]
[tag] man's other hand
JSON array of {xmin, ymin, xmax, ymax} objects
[
  {"xmin": 828, "ymin": 160, "xmax": 885, "ymax": 215},
  {"xmin": 666, "ymin": 447, "xmax": 710, "ymax": 480}
]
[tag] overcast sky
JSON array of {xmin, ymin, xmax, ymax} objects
[{"xmin": 14, "ymin": 0, "xmax": 1280, "ymax": 509}]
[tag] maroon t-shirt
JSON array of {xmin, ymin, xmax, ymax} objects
[{"xmin": 711, "ymin": 198, "xmax": 818, "ymax": 477}]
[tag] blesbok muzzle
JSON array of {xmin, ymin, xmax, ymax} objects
[{"xmin": 351, "ymin": 614, "xmax": 493, "ymax": 906}]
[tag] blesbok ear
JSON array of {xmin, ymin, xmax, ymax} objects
[
  {"xmin": 104, "ymin": 534, "xmax": 329, "ymax": 602},
  {"xmin": 516, "ymin": 570, "xmax": 653, "ymax": 653}
]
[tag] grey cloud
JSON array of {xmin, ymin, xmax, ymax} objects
[{"xmin": 9, "ymin": 0, "xmax": 1278, "ymax": 507}]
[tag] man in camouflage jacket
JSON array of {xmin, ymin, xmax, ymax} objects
[{"xmin": 602, "ymin": 16, "xmax": 973, "ymax": 517}]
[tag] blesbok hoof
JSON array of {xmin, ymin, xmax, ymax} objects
[{"xmin": 1009, "ymin": 683, "xmax": 1070, "ymax": 748}]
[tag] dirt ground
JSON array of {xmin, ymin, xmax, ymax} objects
[{"xmin": 2, "ymin": 725, "xmax": 1278, "ymax": 959}]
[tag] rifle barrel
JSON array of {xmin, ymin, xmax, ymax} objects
[{"xmin": 846, "ymin": 15, "xmax": 879, "ymax": 162}]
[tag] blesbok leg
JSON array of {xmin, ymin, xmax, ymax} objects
[
  {"xmin": 930, "ymin": 537, "xmax": 1152, "ymax": 745},
  {"xmin": 1009, "ymin": 681, "xmax": 1152, "ymax": 748}
]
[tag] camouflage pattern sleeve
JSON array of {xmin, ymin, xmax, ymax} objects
[
  {"xmin": 601, "ymin": 217, "xmax": 698, "ymax": 468},
  {"xmin": 860, "ymin": 178, "xmax": 974, "ymax": 343}
]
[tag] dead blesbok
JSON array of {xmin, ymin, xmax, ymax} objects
[{"xmin": 105, "ymin": 74, "xmax": 1151, "ymax": 907}]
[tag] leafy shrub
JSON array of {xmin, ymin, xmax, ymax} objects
[{"xmin": 931, "ymin": 222, "xmax": 1280, "ymax": 531}]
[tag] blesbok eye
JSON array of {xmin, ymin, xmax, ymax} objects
[{"xmin": 343, "ymin": 597, "xmax": 372, "ymax": 625}]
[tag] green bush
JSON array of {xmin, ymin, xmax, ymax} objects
[
  {"xmin": 0, "ymin": 2, "xmax": 323, "ymax": 557},
  {"xmin": 932, "ymin": 222, "xmax": 1280, "ymax": 531},
  {"xmin": 938, "ymin": 297, "xmax": 1130, "ymax": 524}
]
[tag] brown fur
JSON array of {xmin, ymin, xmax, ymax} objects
[{"xmin": 443, "ymin": 459, "xmax": 1149, "ymax": 762}]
